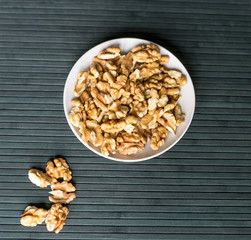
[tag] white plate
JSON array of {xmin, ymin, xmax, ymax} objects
[{"xmin": 63, "ymin": 38, "xmax": 195, "ymax": 162}]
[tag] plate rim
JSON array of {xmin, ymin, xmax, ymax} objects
[{"xmin": 63, "ymin": 37, "xmax": 196, "ymax": 162}]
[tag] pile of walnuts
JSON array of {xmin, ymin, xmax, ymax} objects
[
  {"xmin": 69, "ymin": 44, "xmax": 186, "ymax": 156},
  {"xmin": 20, "ymin": 157, "xmax": 75, "ymax": 234}
]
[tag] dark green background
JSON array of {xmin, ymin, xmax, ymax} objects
[{"xmin": 0, "ymin": 0, "xmax": 251, "ymax": 239}]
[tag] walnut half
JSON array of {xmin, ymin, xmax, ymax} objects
[
  {"xmin": 20, "ymin": 206, "xmax": 48, "ymax": 227},
  {"xmin": 49, "ymin": 181, "xmax": 76, "ymax": 204},
  {"xmin": 46, "ymin": 203, "xmax": 69, "ymax": 234}
]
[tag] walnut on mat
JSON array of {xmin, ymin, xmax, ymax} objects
[
  {"xmin": 46, "ymin": 203, "xmax": 69, "ymax": 234},
  {"xmin": 49, "ymin": 181, "xmax": 76, "ymax": 204},
  {"xmin": 20, "ymin": 206, "xmax": 48, "ymax": 227}
]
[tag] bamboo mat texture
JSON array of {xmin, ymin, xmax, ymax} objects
[{"xmin": 0, "ymin": 0, "xmax": 251, "ymax": 239}]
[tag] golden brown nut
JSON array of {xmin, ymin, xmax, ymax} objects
[
  {"xmin": 49, "ymin": 181, "xmax": 76, "ymax": 204},
  {"xmin": 118, "ymin": 142, "xmax": 144, "ymax": 155},
  {"xmin": 28, "ymin": 169, "xmax": 56, "ymax": 188},
  {"xmin": 74, "ymin": 71, "xmax": 89, "ymax": 97},
  {"xmin": 101, "ymin": 120, "xmax": 126, "ymax": 133},
  {"xmin": 46, "ymin": 158, "xmax": 72, "ymax": 182},
  {"xmin": 176, "ymin": 75, "xmax": 187, "ymax": 86},
  {"xmin": 168, "ymin": 70, "xmax": 182, "ymax": 79},
  {"xmin": 159, "ymin": 56, "xmax": 169, "ymax": 65},
  {"xmin": 98, "ymin": 47, "xmax": 120, "ymax": 60},
  {"xmin": 101, "ymin": 135, "xmax": 117, "ymax": 156},
  {"xmin": 174, "ymin": 104, "xmax": 185, "ymax": 126},
  {"xmin": 140, "ymin": 114, "xmax": 153, "ymax": 129},
  {"xmin": 68, "ymin": 106, "xmax": 84, "ymax": 127},
  {"xmin": 46, "ymin": 203, "xmax": 69, "ymax": 234},
  {"xmin": 158, "ymin": 112, "xmax": 177, "ymax": 135},
  {"xmin": 150, "ymin": 126, "xmax": 168, "ymax": 150},
  {"xmin": 20, "ymin": 206, "xmax": 48, "ymax": 227},
  {"xmin": 130, "ymin": 100, "xmax": 147, "ymax": 118},
  {"xmin": 86, "ymin": 120, "xmax": 104, "ymax": 147},
  {"xmin": 92, "ymin": 57, "xmax": 117, "ymax": 71}
]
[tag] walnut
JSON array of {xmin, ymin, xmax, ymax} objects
[
  {"xmin": 28, "ymin": 169, "xmax": 56, "ymax": 188},
  {"xmin": 117, "ymin": 75, "xmax": 127, "ymax": 87},
  {"xmin": 140, "ymin": 114, "xmax": 154, "ymax": 129},
  {"xmin": 118, "ymin": 52, "xmax": 134, "ymax": 76},
  {"xmin": 133, "ymin": 88, "xmax": 145, "ymax": 102},
  {"xmin": 139, "ymin": 66, "xmax": 161, "ymax": 79},
  {"xmin": 158, "ymin": 112, "xmax": 177, "ymax": 135},
  {"xmin": 96, "ymin": 110, "xmax": 106, "ymax": 123},
  {"xmin": 163, "ymin": 97, "xmax": 180, "ymax": 112},
  {"xmin": 133, "ymin": 44, "xmax": 161, "ymax": 63},
  {"xmin": 110, "ymin": 88, "xmax": 122, "ymax": 100},
  {"xmin": 101, "ymin": 120, "xmax": 126, "ymax": 133},
  {"xmin": 46, "ymin": 158, "xmax": 72, "ymax": 182},
  {"xmin": 158, "ymin": 95, "xmax": 169, "ymax": 108},
  {"xmin": 166, "ymin": 88, "xmax": 180, "ymax": 95},
  {"xmin": 86, "ymin": 120, "xmax": 104, "ymax": 147},
  {"xmin": 129, "ymin": 69, "xmax": 140, "ymax": 81},
  {"xmin": 176, "ymin": 75, "xmax": 187, "ymax": 86},
  {"xmin": 174, "ymin": 104, "xmax": 185, "ymax": 126},
  {"xmin": 135, "ymin": 125, "xmax": 151, "ymax": 143},
  {"xmin": 117, "ymin": 131, "xmax": 145, "ymax": 155},
  {"xmin": 90, "ymin": 65, "xmax": 99, "ymax": 78},
  {"xmin": 148, "ymin": 97, "xmax": 159, "ymax": 111},
  {"xmin": 74, "ymin": 71, "xmax": 89, "ymax": 97},
  {"xmin": 120, "ymin": 89, "xmax": 132, "ymax": 105},
  {"xmin": 130, "ymin": 100, "xmax": 147, "ymax": 118},
  {"xmin": 68, "ymin": 106, "xmax": 84, "ymax": 127},
  {"xmin": 159, "ymin": 56, "xmax": 169, "ymax": 65},
  {"xmin": 163, "ymin": 77, "xmax": 177, "ymax": 88},
  {"xmin": 84, "ymin": 98, "xmax": 98, "ymax": 120},
  {"xmin": 49, "ymin": 181, "xmax": 76, "ymax": 204},
  {"xmin": 116, "ymin": 106, "xmax": 129, "ymax": 119},
  {"xmin": 80, "ymin": 90, "xmax": 91, "ymax": 103},
  {"xmin": 20, "ymin": 206, "xmax": 48, "ymax": 227},
  {"xmin": 71, "ymin": 99, "xmax": 82, "ymax": 107},
  {"xmin": 125, "ymin": 115, "xmax": 138, "ymax": 125},
  {"xmin": 96, "ymin": 81, "xmax": 110, "ymax": 93},
  {"xmin": 168, "ymin": 70, "xmax": 182, "ymax": 79},
  {"xmin": 93, "ymin": 98, "xmax": 109, "ymax": 112},
  {"xmin": 124, "ymin": 124, "xmax": 135, "ymax": 133},
  {"xmin": 118, "ymin": 142, "xmax": 144, "ymax": 155},
  {"xmin": 98, "ymin": 47, "xmax": 120, "ymax": 60},
  {"xmin": 92, "ymin": 57, "xmax": 117, "ymax": 71},
  {"xmin": 46, "ymin": 203, "xmax": 69, "ymax": 234},
  {"xmin": 150, "ymin": 126, "xmax": 168, "ymax": 150},
  {"xmin": 101, "ymin": 135, "xmax": 117, "ymax": 156},
  {"xmin": 117, "ymin": 132, "xmax": 142, "ymax": 143}
]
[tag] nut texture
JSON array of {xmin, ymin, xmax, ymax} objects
[
  {"xmin": 46, "ymin": 158, "xmax": 72, "ymax": 181},
  {"xmin": 28, "ymin": 169, "xmax": 56, "ymax": 188},
  {"xmin": 46, "ymin": 203, "xmax": 69, "ymax": 234},
  {"xmin": 69, "ymin": 44, "xmax": 186, "ymax": 155},
  {"xmin": 20, "ymin": 206, "xmax": 48, "ymax": 227},
  {"xmin": 49, "ymin": 181, "xmax": 76, "ymax": 204}
]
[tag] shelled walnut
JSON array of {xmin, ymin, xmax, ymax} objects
[
  {"xmin": 46, "ymin": 158, "xmax": 72, "ymax": 181},
  {"xmin": 69, "ymin": 44, "xmax": 186, "ymax": 156},
  {"xmin": 28, "ymin": 169, "xmax": 56, "ymax": 188},
  {"xmin": 49, "ymin": 181, "xmax": 76, "ymax": 204},
  {"xmin": 20, "ymin": 206, "xmax": 48, "ymax": 227},
  {"xmin": 46, "ymin": 203, "xmax": 69, "ymax": 234}
]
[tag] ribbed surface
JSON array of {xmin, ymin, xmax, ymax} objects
[{"xmin": 0, "ymin": 0, "xmax": 251, "ymax": 239}]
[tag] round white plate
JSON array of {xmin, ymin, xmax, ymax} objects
[{"xmin": 63, "ymin": 38, "xmax": 195, "ymax": 162}]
